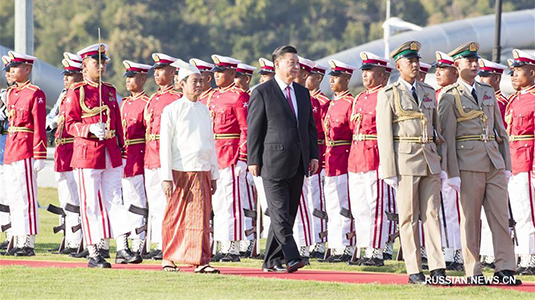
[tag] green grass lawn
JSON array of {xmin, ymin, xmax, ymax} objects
[{"xmin": 0, "ymin": 188, "xmax": 533, "ymax": 299}]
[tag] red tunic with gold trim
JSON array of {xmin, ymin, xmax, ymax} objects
[
  {"xmin": 348, "ymin": 86, "xmax": 381, "ymax": 173},
  {"xmin": 143, "ymin": 85, "xmax": 182, "ymax": 169},
  {"xmin": 323, "ymin": 90, "xmax": 353, "ymax": 177},
  {"xmin": 206, "ymin": 83, "xmax": 249, "ymax": 169},
  {"xmin": 199, "ymin": 87, "xmax": 215, "ymax": 106},
  {"xmin": 505, "ymin": 85, "xmax": 535, "ymax": 175},
  {"xmin": 4, "ymin": 80, "xmax": 47, "ymax": 165},
  {"xmin": 496, "ymin": 90, "xmax": 509, "ymax": 127},
  {"xmin": 54, "ymin": 89, "xmax": 75, "ymax": 172},
  {"xmin": 64, "ymin": 79, "xmax": 124, "ymax": 169},
  {"xmin": 311, "ymin": 89, "xmax": 330, "ymax": 169},
  {"xmin": 121, "ymin": 91, "xmax": 149, "ymax": 178}
]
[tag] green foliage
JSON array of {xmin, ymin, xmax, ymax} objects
[{"xmin": 0, "ymin": 0, "xmax": 530, "ymax": 95}]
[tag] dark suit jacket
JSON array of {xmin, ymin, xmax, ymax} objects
[{"xmin": 247, "ymin": 78, "xmax": 319, "ymax": 180}]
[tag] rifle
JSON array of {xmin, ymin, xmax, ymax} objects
[
  {"xmin": 507, "ymin": 196, "xmax": 518, "ymax": 246},
  {"xmin": 440, "ymin": 192, "xmax": 450, "ymax": 248}
]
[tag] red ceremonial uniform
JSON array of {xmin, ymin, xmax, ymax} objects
[
  {"xmin": 206, "ymin": 83, "xmax": 249, "ymax": 168},
  {"xmin": 496, "ymin": 90, "xmax": 509, "ymax": 127},
  {"xmin": 143, "ymin": 85, "xmax": 182, "ymax": 169},
  {"xmin": 505, "ymin": 85, "xmax": 535, "ymax": 175},
  {"xmin": 323, "ymin": 90, "xmax": 354, "ymax": 176},
  {"xmin": 311, "ymin": 89, "xmax": 330, "ymax": 169},
  {"xmin": 54, "ymin": 90, "xmax": 75, "ymax": 172},
  {"xmin": 4, "ymin": 80, "xmax": 47, "ymax": 164},
  {"xmin": 348, "ymin": 86, "xmax": 382, "ymax": 173},
  {"xmin": 64, "ymin": 79, "xmax": 124, "ymax": 169},
  {"xmin": 121, "ymin": 91, "xmax": 149, "ymax": 178},
  {"xmin": 199, "ymin": 87, "xmax": 214, "ymax": 105}
]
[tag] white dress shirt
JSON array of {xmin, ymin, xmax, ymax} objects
[
  {"xmin": 274, "ymin": 74, "xmax": 298, "ymax": 119},
  {"xmin": 459, "ymin": 79, "xmax": 477, "ymax": 94},
  {"xmin": 399, "ymin": 77, "xmax": 418, "ymax": 93},
  {"xmin": 159, "ymin": 96, "xmax": 219, "ymax": 182}
]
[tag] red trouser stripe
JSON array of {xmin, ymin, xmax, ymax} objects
[{"xmin": 23, "ymin": 159, "xmax": 33, "ymax": 235}]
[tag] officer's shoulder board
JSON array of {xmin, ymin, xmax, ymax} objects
[
  {"xmin": 169, "ymin": 90, "xmax": 183, "ymax": 97},
  {"xmin": 476, "ymin": 81, "xmax": 493, "ymax": 91},
  {"xmin": 231, "ymin": 86, "xmax": 244, "ymax": 95},
  {"xmin": 102, "ymin": 81, "xmax": 116, "ymax": 90},
  {"xmin": 70, "ymin": 81, "xmax": 86, "ymax": 90},
  {"xmin": 382, "ymin": 82, "xmax": 397, "ymax": 93},
  {"xmin": 315, "ymin": 93, "xmax": 330, "ymax": 104},
  {"xmin": 342, "ymin": 94, "xmax": 354, "ymax": 104},
  {"xmin": 26, "ymin": 83, "xmax": 40, "ymax": 92},
  {"xmin": 441, "ymin": 82, "xmax": 459, "ymax": 94},
  {"xmin": 354, "ymin": 90, "xmax": 366, "ymax": 101},
  {"xmin": 418, "ymin": 81, "xmax": 434, "ymax": 92},
  {"xmin": 141, "ymin": 94, "xmax": 150, "ymax": 102}
]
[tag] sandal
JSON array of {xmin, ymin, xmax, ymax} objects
[
  {"xmin": 194, "ymin": 265, "xmax": 220, "ymax": 274},
  {"xmin": 162, "ymin": 265, "xmax": 180, "ymax": 272}
]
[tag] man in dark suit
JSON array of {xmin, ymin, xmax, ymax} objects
[{"xmin": 247, "ymin": 45, "xmax": 319, "ymax": 273}]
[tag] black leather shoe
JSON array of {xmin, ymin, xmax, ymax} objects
[
  {"xmin": 47, "ymin": 246, "xmax": 60, "ymax": 253},
  {"xmin": 5, "ymin": 247, "xmax": 20, "ymax": 256},
  {"xmin": 210, "ymin": 252, "xmax": 224, "ymax": 262},
  {"xmin": 494, "ymin": 270, "xmax": 522, "ymax": 285},
  {"xmin": 151, "ymin": 249, "xmax": 163, "ymax": 260},
  {"xmin": 481, "ymin": 261, "xmax": 495, "ymax": 269},
  {"xmin": 347, "ymin": 258, "xmax": 363, "ymax": 266},
  {"xmin": 383, "ymin": 253, "xmax": 393, "ymax": 260},
  {"xmin": 518, "ymin": 266, "xmax": 535, "ymax": 276},
  {"xmin": 0, "ymin": 240, "xmax": 8, "ymax": 250},
  {"xmin": 408, "ymin": 272, "xmax": 426, "ymax": 284},
  {"xmin": 429, "ymin": 268, "xmax": 450, "ymax": 285},
  {"xmin": 262, "ymin": 264, "xmax": 286, "ymax": 273},
  {"xmin": 287, "ymin": 259, "xmax": 306, "ymax": 273},
  {"xmin": 310, "ymin": 251, "xmax": 325, "ymax": 259},
  {"xmin": 361, "ymin": 257, "xmax": 385, "ymax": 267},
  {"xmin": 98, "ymin": 248, "xmax": 110, "ymax": 259},
  {"xmin": 14, "ymin": 247, "xmax": 35, "ymax": 257},
  {"xmin": 446, "ymin": 261, "xmax": 464, "ymax": 271},
  {"xmin": 88, "ymin": 255, "xmax": 112, "ymax": 268},
  {"xmin": 59, "ymin": 247, "xmax": 77, "ymax": 255},
  {"xmin": 219, "ymin": 253, "xmax": 241, "ymax": 262},
  {"xmin": 70, "ymin": 249, "xmax": 89, "ymax": 258},
  {"xmin": 115, "ymin": 249, "xmax": 143, "ymax": 264}
]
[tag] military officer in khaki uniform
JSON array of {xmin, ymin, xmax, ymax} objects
[
  {"xmin": 376, "ymin": 41, "xmax": 446, "ymax": 284},
  {"xmin": 437, "ymin": 42, "xmax": 519, "ymax": 285}
]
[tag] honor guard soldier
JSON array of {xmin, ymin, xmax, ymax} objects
[
  {"xmin": 121, "ymin": 60, "xmax": 152, "ymax": 255},
  {"xmin": 418, "ymin": 62, "xmax": 431, "ymax": 82},
  {"xmin": 144, "ymin": 53, "xmax": 182, "ymax": 260},
  {"xmin": 258, "ymin": 58, "xmax": 275, "ymax": 84},
  {"xmin": 235, "ymin": 63, "xmax": 256, "ymax": 94},
  {"xmin": 292, "ymin": 56, "xmax": 317, "ymax": 260},
  {"xmin": 506, "ymin": 49, "xmax": 535, "ymax": 276},
  {"xmin": 305, "ymin": 61, "xmax": 330, "ymax": 258},
  {"xmin": 322, "ymin": 59, "xmax": 356, "ymax": 262},
  {"xmin": 377, "ymin": 41, "xmax": 447, "ymax": 284},
  {"xmin": 65, "ymin": 43, "xmax": 142, "ymax": 268},
  {"xmin": 235, "ymin": 62, "xmax": 257, "ymax": 256},
  {"xmin": 432, "ymin": 51, "xmax": 464, "ymax": 271},
  {"xmin": 190, "ymin": 58, "xmax": 215, "ymax": 104},
  {"xmin": 48, "ymin": 55, "xmax": 85, "ymax": 254},
  {"xmin": 348, "ymin": 52, "xmax": 392, "ymax": 267},
  {"xmin": 0, "ymin": 56, "xmax": 13, "ymax": 251},
  {"xmin": 3, "ymin": 51, "xmax": 47, "ymax": 256},
  {"xmin": 478, "ymin": 59, "xmax": 509, "ymax": 124},
  {"xmin": 438, "ymin": 42, "xmax": 518, "ymax": 284},
  {"xmin": 208, "ymin": 54, "xmax": 249, "ymax": 262}
]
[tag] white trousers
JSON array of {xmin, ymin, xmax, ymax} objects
[
  {"xmin": 324, "ymin": 174, "xmax": 355, "ymax": 249},
  {"xmin": 384, "ymin": 178, "xmax": 398, "ymax": 243},
  {"xmin": 508, "ymin": 172, "xmax": 535, "ymax": 255},
  {"xmin": 304, "ymin": 171, "xmax": 327, "ymax": 244},
  {"xmin": 348, "ymin": 170, "xmax": 389, "ymax": 249},
  {"xmin": 213, "ymin": 165, "xmax": 246, "ymax": 242},
  {"xmin": 252, "ymin": 175, "xmax": 270, "ymax": 238},
  {"xmin": 144, "ymin": 168, "xmax": 167, "ymax": 247},
  {"xmin": 439, "ymin": 179, "xmax": 462, "ymax": 250},
  {"xmin": 4, "ymin": 158, "xmax": 38, "ymax": 236},
  {"xmin": 480, "ymin": 207, "xmax": 494, "ymax": 257},
  {"xmin": 0, "ymin": 164, "xmax": 11, "ymax": 235},
  {"xmin": 74, "ymin": 153, "xmax": 130, "ymax": 246},
  {"xmin": 241, "ymin": 171, "xmax": 256, "ymax": 241},
  {"xmin": 55, "ymin": 171, "xmax": 82, "ymax": 245},
  {"xmin": 293, "ymin": 182, "xmax": 314, "ymax": 247},
  {"xmin": 122, "ymin": 174, "xmax": 147, "ymax": 240}
]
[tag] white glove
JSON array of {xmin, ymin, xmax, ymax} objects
[
  {"xmin": 447, "ymin": 177, "xmax": 461, "ymax": 193},
  {"xmin": 505, "ymin": 170, "xmax": 511, "ymax": 184},
  {"xmin": 384, "ymin": 176, "xmax": 398, "ymax": 190},
  {"xmin": 246, "ymin": 171, "xmax": 255, "ymax": 185},
  {"xmin": 89, "ymin": 123, "xmax": 105, "ymax": 140},
  {"xmin": 122, "ymin": 158, "xmax": 127, "ymax": 167},
  {"xmin": 440, "ymin": 170, "xmax": 448, "ymax": 180},
  {"xmin": 0, "ymin": 109, "xmax": 6, "ymax": 121},
  {"xmin": 235, "ymin": 160, "xmax": 247, "ymax": 177},
  {"xmin": 34, "ymin": 160, "xmax": 46, "ymax": 173},
  {"xmin": 46, "ymin": 117, "xmax": 58, "ymax": 131}
]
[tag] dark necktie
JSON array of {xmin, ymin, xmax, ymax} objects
[
  {"xmin": 471, "ymin": 88, "xmax": 478, "ymax": 102},
  {"xmin": 411, "ymin": 86, "xmax": 418, "ymax": 104},
  {"xmin": 285, "ymin": 86, "xmax": 296, "ymax": 115}
]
